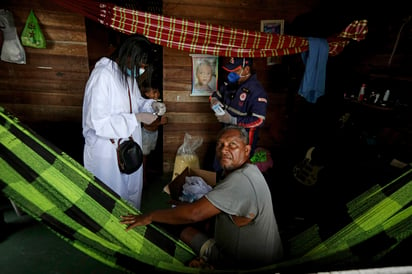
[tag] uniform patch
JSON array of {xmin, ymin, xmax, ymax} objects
[
  {"xmin": 240, "ymin": 92, "xmax": 247, "ymax": 101},
  {"xmin": 258, "ymin": 97, "xmax": 267, "ymax": 103}
]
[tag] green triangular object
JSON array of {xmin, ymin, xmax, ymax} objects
[{"xmin": 21, "ymin": 9, "xmax": 46, "ymax": 49}]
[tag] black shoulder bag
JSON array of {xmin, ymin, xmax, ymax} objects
[{"xmin": 110, "ymin": 87, "xmax": 143, "ymax": 174}]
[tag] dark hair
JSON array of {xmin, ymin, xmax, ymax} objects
[
  {"xmin": 217, "ymin": 125, "xmax": 249, "ymax": 145},
  {"xmin": 140, "ymin": 86, "xmax": 159, "ymax": 99},
  {"xmin": 110, "ymin": 34, "xmax": 152, "ymax": 86}
]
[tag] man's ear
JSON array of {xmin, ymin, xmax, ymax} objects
[{"xmin": 245, "ymin": 144, "xmax": 251, "ymax": 157}]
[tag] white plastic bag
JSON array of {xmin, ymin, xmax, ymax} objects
[
  {"xmin": 179, "ymin": 176, "xmax": 212, "ymax": 203},
  {"xmin": 0, "ymin": 9, "xmax": 26, "ymax": 64}
]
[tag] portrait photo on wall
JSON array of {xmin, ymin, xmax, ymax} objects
[
  {"xmin": 260, "ymin": 19, "xmax": 284, "ymax": 65},
  {"xmin": 190, "ymin": 54, "xmax": 218, "ymax": 96}
]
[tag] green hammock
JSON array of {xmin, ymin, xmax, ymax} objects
[{"xmin": 1, "ymin": 105, "xmax": 411, "ymax": 273}]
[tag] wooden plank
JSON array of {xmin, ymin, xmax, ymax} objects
[
  {"xmin": 162, "ymin": 112, "xmax": 216, "ymax": 124},
  {"xmin": 9, "ymin": 9, "xmax": 86, "ymax": 31},
  {"xmin": 0, "ymin": 81, "xmax": 86, "ymax": 95},
  {"xmin": 0, "ymin": 91, "xmax": 84, "ymax": 106},
  {"xmin": 23, "ymin": 42, "xmax": 88, "ymax": 57},
  {"xmin": 0, "ymin": 61, "xmax": 89, "ymax": 77},
  {"xmin": 164, "ymin": 101, "xmax": 211, "ymax": 112},
  {"xmin": 0, "ymin": 64, "xmax": 89, "ymax": 81},
  {"xmin": 2, "ymin": 0, "xmax": 75, "ymax": 13},
  {"xmin": 23, "ymin": 54, "xmax": 89, "ymax": 71},
  {"xmin": 162, "ymin": 82, "xmax": 193, "ymax": 93},
  {"xmin": 163, "ymin": 56, "xmax": 192, "ymax": 67},
  {"xmin": 164, "ymin": 92, "xmax": 210, "ymax": 103},
  {"xmin": 0, "ymin": 71, "xmax": 88, "ymax": 92},
  {"xmin": 163, "ymin": 66, "xmax": 192, "ymax": 80},
  {"xmin": 163, "ymin": 123, "xmax": 221, "ymax": 134},
  {"xmin": 1, "ymin": 104, "xmax": 82, "ymax": 123}
]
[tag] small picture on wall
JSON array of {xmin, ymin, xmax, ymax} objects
[
  {"xmin": 260, "ymin": 19, "xmax": 284, "ymax": 65},
  {"xmin": 190, "ymin": 54, "xmax": 218, "ymax": 96}
]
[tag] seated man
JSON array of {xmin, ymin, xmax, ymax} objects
[{"xmin": 120, "ymin": 125, "xmax": 283, "ymax": 269}]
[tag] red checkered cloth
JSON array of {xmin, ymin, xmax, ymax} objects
[
  {"xmin": 50, "ymin": 1, "xmax": 368, "ymax": 57},
  {"xmin": 98, "ymin": 4, "xmax": 367, "ymax": 57}
]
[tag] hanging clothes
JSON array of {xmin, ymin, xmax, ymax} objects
[{"xmin": 298, "ymin": 37, "xmax": 329, "ymax": 103}]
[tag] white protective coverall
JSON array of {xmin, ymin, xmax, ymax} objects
[{"xmin": 82, "ymin": 57, "xmax": 156, "ymax": 209}]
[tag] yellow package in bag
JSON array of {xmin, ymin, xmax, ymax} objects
[
  {"xmin": 21, "ymin": 10, "xmax": 46, "ymax": 49},
  {"xmin": 172, "ymin": 132, "xmax": 203, "ymax": 180}
]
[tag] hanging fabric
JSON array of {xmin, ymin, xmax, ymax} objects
[
  {"xmin": 298, "ymin": 37, "xmax": 329, "ymax": 103},
  {"xmin": 48, "ymin": 0, "xmax": 368, "ymax": 58}
]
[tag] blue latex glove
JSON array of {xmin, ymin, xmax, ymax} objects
[{"xmin": 216, "ymin": 110, "xmax": 237, "ymax": 124}]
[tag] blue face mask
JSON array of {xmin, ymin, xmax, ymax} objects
[
  {"xmin": 227, "ymin": 68, "xmax": 244, "ymax": 83},
  {"xmin": 126, "ymin": 68, "xmax": 136, "ymax": 78},
  {"xmin": 227, "ymin": 72, "xmax": 240, "ymax": 83}
]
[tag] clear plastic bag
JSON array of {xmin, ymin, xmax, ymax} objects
[
  {"xmin": 172, "ymin": 132, "xmax": 203, "ymax": 180},
  {"xmin": 0, "ymin": 9, "xmax": 26, "ymax": 64},
  {"xmin": 179, "ymin": 176, "xmax": 212, "ymax": 203}
]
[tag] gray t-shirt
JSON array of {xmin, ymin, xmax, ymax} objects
[{"xmin": 205, "ymin": 163, "xmax": 283, "ymax": 268}]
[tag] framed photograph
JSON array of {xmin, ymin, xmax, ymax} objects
[
  {"xmin": 260, "ymin": 19, "xmax": 284, "ymax": 65},
  {"xmin": 190, "ymin": 54, "xmax": 218, "ymax": 96}
]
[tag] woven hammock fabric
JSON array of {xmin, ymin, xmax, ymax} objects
[
  {"xmin": 1, "ymin": 105, "xmax": 412, "ymax": 273},
  {"xmin": 49, "ymin": 0, "xmax": 368, "ymax": 57},
  {"xmin": 0, "ymin": 107, "xmax": 196, "ymax": 273}
]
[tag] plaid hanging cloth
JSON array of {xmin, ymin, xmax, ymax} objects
[
  {"xmin": 96, "ymin": 4, "xmax": 367, "ymax": 57},
  {"xmin": 48, "ymin": 0, "xmax": 368, "ymax": 57}
]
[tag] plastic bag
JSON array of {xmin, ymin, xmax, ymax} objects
[
  {"xmin": 179, "ymin": 176, "xmax": 212, "ymax": 203},
  {"xmin": 0, "ymin": 9, "xmax": 26, "ymax": 64},
  {"xmin": 172, "ymin": 132, "xmax": 203, "ymax": 180},
  {"xmin": 21, "ymin": 10, "xmax": 46, "ymax": 49}
]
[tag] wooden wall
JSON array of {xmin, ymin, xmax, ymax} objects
[
  {"xmin": 0, "ymin": 1, "xmax": 88, "ymax": 123},
  {"xmin": 161, "ymin": 0, "xmax": 320, "ymax": 173},
  {"xmin": 0, "ymin": 0, "xmax": 88, "ymax": 162},
  {"xmin": 1, "ymin": 0, "xmax": 411, "ymax": 173}
]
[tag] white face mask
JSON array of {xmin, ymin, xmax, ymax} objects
[
  {"xmin": 126, "ymin": 67, "xmax": 145, "ymax": 78},
  {"xmin": 138, "ymin": 67, "xmax": 145, "ymax": 76}
]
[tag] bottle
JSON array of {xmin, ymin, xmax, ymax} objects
[
  {"xmin": 358, "ymin": 84, "xmax": 366, "ymax": 102},
  {"xmin": 374, "ymin": 93, "xmax": 380, "ymax": 104},
  {"xmin": 212, "ymin": 103, "xmax": 225, "ymax": 116},
  {"xmin": 383, "ymin": 89, "xmax": 390, "ymax": 102}
]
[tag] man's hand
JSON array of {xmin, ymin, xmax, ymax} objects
[
  {"xmin": 136, "ymin": 113, "xmax": 158, "ymax": 124},
  {"xmin": 216, "ymin": 111, "xmax": 237, "ymax": 125},
  {"xmin": 120, "ymin": 213, "xmax": 152, "ymax": 231},
  {"xmin": 209, "ymin": 97, "xmax": 223, "ymax": 108},
  {"xmin": 152, "ymin": 101, "xmax": 166, "ymax": 116}
]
